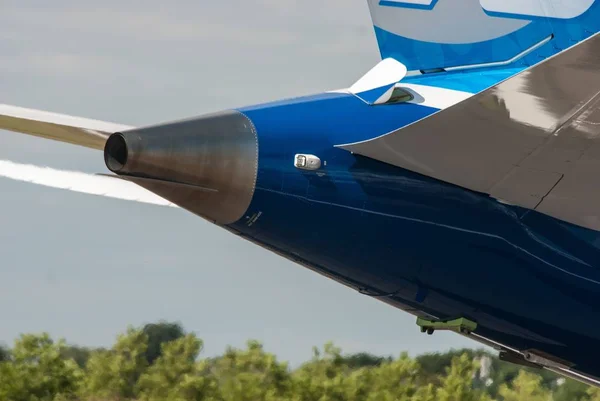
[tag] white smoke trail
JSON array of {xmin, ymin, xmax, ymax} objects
[{"xmin": 0, "ymin": 159, "xmax": 178, "ymax": 208}]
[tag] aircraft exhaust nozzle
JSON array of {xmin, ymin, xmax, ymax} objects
[
  {"xmin": 104, "ymin": 133, "xmax": 128, "ymax": 173},
  {"xmin": 103, "ymin": 110, "xmax": 258, "ymax": 225}
]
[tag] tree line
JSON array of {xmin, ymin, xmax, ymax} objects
[{"xmin": 0, "ymin": 321, "xmax": 597, "ymax": 401}]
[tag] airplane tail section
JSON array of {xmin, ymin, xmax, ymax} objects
[{"xmin": 367, "ymin": 0, "xmax": 600, "ymax": 73}]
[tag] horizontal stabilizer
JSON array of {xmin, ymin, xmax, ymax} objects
[
  {"xmin": 0, "ymin": 104, "xmax": 133, "ymax": 150},
  {"xmin": 0, "ymin": 159, "xmax": 177, "ymax": 207},
  {"xmin": 349, "ymin": 58, "xmax": 407, "ymax": 104},
  {"xmin": 339, "ymin": 32, "xmax": 600, "ymax": 231}
]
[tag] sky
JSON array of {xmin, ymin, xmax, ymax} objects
[{"xmin": 0, "ymin": 0, "xmax": 476, "ymax": 364}]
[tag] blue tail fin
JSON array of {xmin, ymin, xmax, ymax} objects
[{"xmin": 368, "ymin": 0, "xmax": 600, "ymax": 72}]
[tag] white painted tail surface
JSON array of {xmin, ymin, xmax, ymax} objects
[
  {"xmin": 0, "ymin": 160, "xmax": 177, "ymax": 208},
  {"xmin": 480, "ymin": 0, "xmax": 595, "ymax": 19},
  {"xmin": 349, "ymin": 58, "xmax": 408, "ymax": 104}
]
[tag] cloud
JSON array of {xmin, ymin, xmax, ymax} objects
[
  {"xmin": 0, "ymin": 0, "xmax": 378, "ymax": 100},
  {"xmin": 0, "ymin": 52, "xmax": 115, "ymax": 76},
  {"xmin": 3, "ymin": 5, "xmax": 298, "ymax": 45}
]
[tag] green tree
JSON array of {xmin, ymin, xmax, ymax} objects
[
  {"xmin": 553, "ymin": 378, "xmax": 590, "ymax": 401},
  {"xmin": 437, "ymin": 353, "xmax": 487, "ymax": 401},
  {"xmin": 0, "ymin": 344, "xmax": 9, "ymax": 362},
  {"xmin": 0, "ymin": 333, "xmax": 82, "ymax": 401},
  {"xmin": 415, "ymin": 349, "xmax": 561, "ymax": 399},
  {"xmin": 417, "ymin": 349, "xmax": 481, "ymax": 377},
  {"xmin": 487, "ymin": 360, "xmax": 556, "ymax": 397},
  {"xmin": 80, "ymin": 326, "xmax": 148, "ymax": 400},
  {"xmin": 2, "ymin": 323, "xmax": 598, "ymax": 401},
  {"xmin": 60, "ymin": 345, "xmax": 98, "ymax": 368},
  {"xmin": 416, "ymin": 349, "xmax": 490, "ymax": 388},
  {"xmin": 143, "ymin": 321, "xmax": 186, "ymax": 365},
  {"xmin": 341, "ymin": 364, "xmax": 378, "ymax": 401},
  {"xmin": 588, "ymin": 384, "xmax": 600, "ymax": 401},
  {"xmin": 361, "ymin": 352, "xmax": 420, "ymax": 401},
  {"xmin": 137, "ymin": 333, "xmax": 217, "ymax": 401},
  {"xmin": 293, "ymin": 347, "xmax": 420, "ymax": 401},
  {"xmin": 498, "ymin": 370, "xmax": 551, "ymax": 401},
  {"xmin": 292, "ymin": 342, "xmax": 349, "ymax": 401},
  {"xmin": 212, "ymin": 340, "xmax": 292, "ymax": 401},
  {"xmin": 340, "ymin": 352, "xmax": 393, "ymax": 369},
  {"xmin": 412, "ymin": 383, "xmax": 437, "ymax": 401}
]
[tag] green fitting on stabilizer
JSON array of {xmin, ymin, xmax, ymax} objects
[{"xmin": 417, "ymin": 317, "xmax": 478, "ymax": 335}]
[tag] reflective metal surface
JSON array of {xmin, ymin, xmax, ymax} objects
[
  {"xmin": 104, "ymin": 110, "xmax": 258, "ymax": 225},
  {"xmin": 340, "ymin": 32, "xmax": 600, "ymax": 230}
]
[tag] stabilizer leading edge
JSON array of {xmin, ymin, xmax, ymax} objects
[{"xmin": 0, "ymin": 104, "xmax": 132, "ymax": 150}]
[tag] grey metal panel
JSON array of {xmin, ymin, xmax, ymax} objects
[
  {"xmin": 104, "ymin": 110, "xmax": 258, "ymax": 225},
  {"xmin": 490, "ymin": 167, "xmax": 562, "ymax": 209},
  {"xmin": 339, "ymin": 33, "xmax": 600, "ymax": 230},
  {"xmin": 537, "ymin": 160, "xmax": 600, "ymax": 229}
]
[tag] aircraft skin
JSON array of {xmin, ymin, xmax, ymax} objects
[
  {"xmin": 221, "ymin": 1, "xmax": 600, "ymax": 379},
  {"xmin": 231, "ymin": 89, "xmax": 600, "ymax": 378},
  {"xmin": 2, "ymin": 0, "xmax": 600, "ymax": 386}
]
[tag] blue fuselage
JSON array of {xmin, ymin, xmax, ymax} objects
[{"xmin": 224, "ymin": 80, "xmax": 600, "ymax": 376}]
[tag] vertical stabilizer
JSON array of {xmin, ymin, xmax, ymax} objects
[{"xmin": 367, "ymin": 0, "xmax": 600, "ymax": 72}]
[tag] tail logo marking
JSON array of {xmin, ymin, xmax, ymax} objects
[
  {"xmin": 481, "ymin": 0, "xmax": 595, "ymax": 20},
  {"xmin": 374, "ymin": 0, "xmax": 530, "ymax": 44},
  {"xmin": 376, "ymin": 0, "xmax": 596, "ymax": 44}
]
